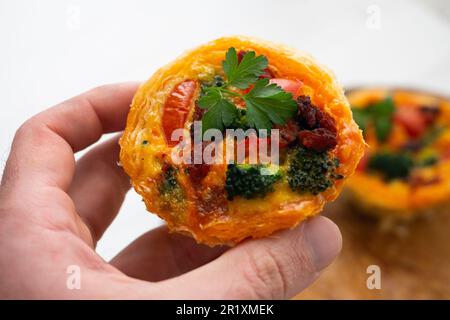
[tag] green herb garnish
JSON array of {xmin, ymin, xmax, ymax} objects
[
  {"xmin": 243, "ymin": 78, "xmax": 298, "ymax": 130},
  {"xmin": 222, "ymin": 47, "xmax": 268, "ymax": 89},
  {"xmin": 352, "ymin": 97, "xmax": 395, "ymax": 142},
  {"xmin": 198, "ymin": 48, "xmax": 297, "ymax": 132}
]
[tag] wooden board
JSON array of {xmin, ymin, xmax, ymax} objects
[{"xmin": 295, "ymin": 196, "xmax": 450, "ymax": 299}]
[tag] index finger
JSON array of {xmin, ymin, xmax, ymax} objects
[{"xmin": 1, "ymin": 82, "xmax": 139, "ymax": 192}]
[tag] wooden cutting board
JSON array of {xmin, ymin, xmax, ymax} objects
[{"xmin": 295, "ymin": 196, "xmax": 450, "ymax": 299}]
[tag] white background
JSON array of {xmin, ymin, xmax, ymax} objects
[{"xmin": 0, "ymin": 0, "xmax": 449, "ymax": 260}]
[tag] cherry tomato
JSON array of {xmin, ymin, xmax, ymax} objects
[
  {"xmin": 269, "ymin": 78, "xmax": 302, "ymax": 97},
  {"xmin": 394, "ymin": 107, "xmax": 427, "ymax": 139},
  {"xmin": 162, "ymin": 80, "xmax": 197, "ymax": 146}
]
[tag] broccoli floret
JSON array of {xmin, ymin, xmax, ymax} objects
[
  {"xmin": 158, "ymin": 165, "xmax": 186, "ymax": 213},
  {"xmin": 367, "ymin": 152, "xmax": 413, "ymax": 181},
  {"xmin": 225, "ymin": 164, "xmax": 282, "ymax": 200},
  {"xmin": 160, "ymin": 166, "xmax": 178, "ymax": 193},
  {"xmin": 287, "ymin": 147, "xmax": 342, "ymax": 195},
  {"xmin": 200, "ymin": 76, "xmax": 225, "ymax": 95}
]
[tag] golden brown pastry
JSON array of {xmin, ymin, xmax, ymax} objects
[
  {"xmin": 119, "ymin": 36, "xmax": 364, "ymax": 245},
  {"xmin": 347, "ymin": 88, "xmax": 450, "ymax": 218}
]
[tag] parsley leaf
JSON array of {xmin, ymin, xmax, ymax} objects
[
  {"xmin": 352, "ymin": 97, "xmax": 395, "ymax": 142},
  {"xmin": 198, "ymin": 48, "xmax": 296, "ymax": 132},
  {"xmin": 222, "ymin": 47, "xmax": 268, "ymax": 89},
  {"xmin": 198, "ymin": 88, "xmax": 239, "ymax": 132},
  {"xmin": 373, "ymin": 97, "xmax": 395, "ymax": 142},
  {"xmin": 243, "ymin": 79, "xmax": 297, "ymax": 130}
]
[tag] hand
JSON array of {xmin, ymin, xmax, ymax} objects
[{"xmin": 0, "ymin": 83, "xmax": 342, "ymax": 299}]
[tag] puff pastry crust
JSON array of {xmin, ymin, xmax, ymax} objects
[{"xmin": 120, "ymin": 36, "xmax": 364, "ymax": 245}]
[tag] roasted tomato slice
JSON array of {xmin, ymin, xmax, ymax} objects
[
  {"xmin": 273, "ymin": 120, "xmax": 299, "ymax": 148},
  {"xmin": 269, "ymin": 78, "xmax": 302, "ymax": 97},
  {"xmin": 394, "ymin": 106, "xmax": 427, "ymax": 139},
  {"xmin": 162, "ymin": 80, "xmax": 197, "ymax": 146}
]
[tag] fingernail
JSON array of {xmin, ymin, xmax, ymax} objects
[{"xmin": 303, "ymin": 216, "xmax": 342, "ymax": 270}]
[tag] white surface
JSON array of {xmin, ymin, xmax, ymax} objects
[{"xmin": 0, "ymin": 0, "xmax": 449, "ymax": 260}]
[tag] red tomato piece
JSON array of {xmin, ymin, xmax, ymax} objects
[
  {"xmin": 162, "ymin": 80, "xmax": 197, "ymax": 147},
  {"xmin": 269, "ymin": 78, "xmax": 302, "ymax": 97},
  {"xmin": 394, "ymin": 107, "xmax": 427, "ymax": 139}
]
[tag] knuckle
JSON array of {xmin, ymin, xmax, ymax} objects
[
  {"xmin": 88, "ymin": 84, "xmax": 109, "ymax": 98},
  {"xmin": 14, "ymin": 118, "xmax": 38, "ymax": 139},
  {"xmin": 14, "ymin": 115, "xmax": 67, "ymax": 150},
  {"xmin": 14, "ymin": 117, "xmax": 48, "ymax": 144},
  {"xmin": 239, "ymin": 247, "xmax": 287, "ymax": 299}
]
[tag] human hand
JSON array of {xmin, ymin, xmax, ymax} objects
[{"xmin": 0, "ymin": 83, "xmax": 342, "ymax": 299}]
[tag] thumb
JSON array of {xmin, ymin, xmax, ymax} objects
[{"xmin": 153, "ymin": 216, "xmax": 342, "ymax": 299}]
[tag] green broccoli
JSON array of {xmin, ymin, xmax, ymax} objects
[
  {"xmin": 287, "ymin": 147, "xmax": 342, "ymax": 195},
  {"xmin": 367, "ymin": 152, "xmax": 413, "ymax": 181},
  {"xmin": 159, "ymin": 166, "xmax": 185, "ymax": 203},
  {"xmin": 225, "ymin": 164, "xmax": 282, "ymax": 200},
  {"xmin": 160, "ymin": 166, "xmax": 178, "ymax": 193}
]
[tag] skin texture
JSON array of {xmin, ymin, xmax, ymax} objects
[{"xmin": 0, "ymin": 83, "xmax": 342, "ymax": 299}]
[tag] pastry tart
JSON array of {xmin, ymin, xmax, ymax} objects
[
  {"xmin": 347, "ymin": 88, "xmax": 450, "ymax": 219},
  {"xmin": 119, "ymin": 36, "xmax": 364, "ymax": 245}
]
